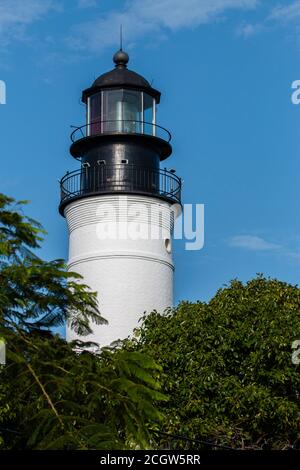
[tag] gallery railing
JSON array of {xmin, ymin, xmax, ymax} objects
[
  {"xmin": 70, "ymin": 119, "xmax": 172, "ymax": 143},
  {"xmin": 59, "ymin": 164, "xmax": 181, "ymax": 212}
]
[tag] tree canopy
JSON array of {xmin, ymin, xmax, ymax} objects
[
  {"xmin": 0, "ymin": 194, "xmax": 166, "ymax": 449},
  {"xmin": 129, "ymin": 277, "xmax": 300, "ymax": 449}
]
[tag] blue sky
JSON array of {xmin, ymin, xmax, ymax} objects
[{"xmin": 1, "ymin": 0, "xmax": 300, "ymax": 307}]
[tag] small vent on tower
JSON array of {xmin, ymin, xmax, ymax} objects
[
  {"xmin": 97, "ymin": 160, "xmax": 106, "ymax": 165},
  {"xmin": 164, "ymin": 238, "xmax": 172, "ymax": 254}
]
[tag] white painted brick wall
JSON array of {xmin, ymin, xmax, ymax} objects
[{"xmin": 64, "ymin": 195, "xmax": 176, "ymax": 347}]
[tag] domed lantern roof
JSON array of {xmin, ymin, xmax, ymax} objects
[{"xmin": 82, "ymin": 49, "xmax": 161, "ymax": 103}]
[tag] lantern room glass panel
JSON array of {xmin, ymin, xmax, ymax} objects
[
  {"xmin": 88, "ymin": 92, "xmax": 101, "ymax": 136},
  {"xmin": 143, "ymin": 92, "xmax": 155, "ymax": 136},
  {"xmin": 122, "ymin": 90, "xmax": 142, "ymax": 133},
  {"xmin": 102, "ymin": 90, "xmax": 124, "ymax": 133}
]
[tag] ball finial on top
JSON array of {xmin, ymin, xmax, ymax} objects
[{"xmin": 113, "ymin": 49, "xmax": 129, "ymax": 68}]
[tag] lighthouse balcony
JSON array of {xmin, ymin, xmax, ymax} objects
[
  {"xmin": 71, "ymin": 120, "xmax": 171, "ymax": 143},
  {"xmin": 69, "ymin": 120, "xmax": 172, "ymax": 161},
  {"xmin": 59, "ymin": 164, "xmax": 181, "ymax": 215}
]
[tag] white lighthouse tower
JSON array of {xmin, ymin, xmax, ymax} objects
[{"xmin": 59, "ymin": 50, "xmax": 181, "ymax": 346}]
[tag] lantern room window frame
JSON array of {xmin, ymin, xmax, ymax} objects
[{"xmin": 87, "ymin": 89, "xmax": 157, "ymax": 137}]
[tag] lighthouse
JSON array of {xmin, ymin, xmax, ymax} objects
[{"xmin": 59, "ymin": 49, "xmax": 181, "ymax": 346}]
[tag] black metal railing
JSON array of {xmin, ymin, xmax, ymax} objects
[
  {"xmin": 59, "ymin": 164, "xmax": 181, "ymax": 210},
  {"xmin": 70, "ymin": 120, "xmax": 172, "ymax": 143}
]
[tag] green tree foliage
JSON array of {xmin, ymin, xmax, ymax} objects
[
  {"xmin": 130, "ymin": 277, "xmax": 300, "ymax": 449},
  {"xmin": 0, "ymin": 194, "xmax": 166, "ymax": 449}
]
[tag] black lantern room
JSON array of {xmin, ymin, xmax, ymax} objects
[{"xmin": 59, "ymin": 49, "xmax": 181, "ymax": 215}]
